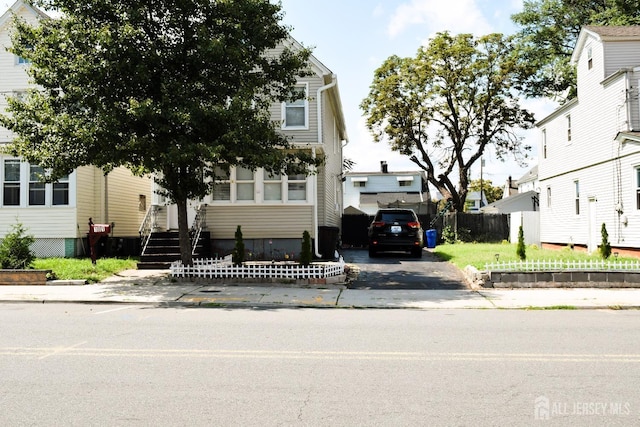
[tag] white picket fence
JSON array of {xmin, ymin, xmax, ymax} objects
[
  {"xmin": 484, "ymin": 259, "xmax": 640, "ymax": 272},
  {"xmin": 170, "ymin": 256, "xmax": 346, "ymax": 279}
]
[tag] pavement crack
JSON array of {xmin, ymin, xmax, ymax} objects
[
  {"xmin": 475, "ymin": 290, "xmax": 497, "ymax": 308},
  {"xmin": 297, "ymin": 388, "xmax": 312, "ymax": 422}
]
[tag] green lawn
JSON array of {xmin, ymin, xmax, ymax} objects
[
  {"xmin": 34, "ymin": 257, "xmax": 138, "ymax": 283},
  {"xmin": 432, "ymin": 242, "xmax": 637, "ymax": 270}
]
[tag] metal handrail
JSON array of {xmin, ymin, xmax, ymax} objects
[
  {"xmin": 139, "ymin": 205, "xmax": 159, "ymax": 255},
  {"xmin": 190, "ymin": 204, "xmax": 207, "ymax": 255}
]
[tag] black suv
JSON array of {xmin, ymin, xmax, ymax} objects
[{"xmin": 368, "ymin": 209, "xmax": 424, "ymax": 258}]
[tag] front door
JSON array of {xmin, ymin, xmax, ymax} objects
[
  {"xmin": 167, "ymin": 201, "xmax": 198, "ymax": 231},
  {"xmin": 587, "ymin": 197, "xmax": 598, "ymax": 253}
]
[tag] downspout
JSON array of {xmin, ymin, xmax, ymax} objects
[
  {"xmin": 314, "ymin": 77, "xmax": 337, "ymax": 258},
  {"xmin": 625, "ymin": 70, "xmax": 633, "ymax": 131}
]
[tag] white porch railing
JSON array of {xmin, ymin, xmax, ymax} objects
[
  {"xmin": 190, "ymin": 204, "xmax": 207, "ymax": 255},
  {"xmin": 170, "ymin": 257, "xmax": 345, "ymax": 279},
  {"xmin": 139, "ymin": 205, "xmax": 159, "ymax": 255},
  {"xmin": 484, "ymin": 259, "xmax": 640, "ymax": 272}
]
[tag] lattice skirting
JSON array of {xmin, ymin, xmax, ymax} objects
[{"xmin": 30, "ymin": 238, "xmax": 75, "ymax": 258}]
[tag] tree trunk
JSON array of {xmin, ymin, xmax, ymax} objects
[{"xmin": 176, "ymin": 198, "xmax": 193, "ymax": 266}]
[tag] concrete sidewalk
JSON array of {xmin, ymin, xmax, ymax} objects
[{"xmin": 0, "ymin": 269, "xmax": 640, "ymax": 309}]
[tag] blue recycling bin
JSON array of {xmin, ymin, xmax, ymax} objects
[{"xmin": 425, "ymin": 229, "xmax": 437, "ymax": 249}]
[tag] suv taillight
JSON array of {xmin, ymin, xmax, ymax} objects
[
  {"xmin": 407, "ymin": 221, "xmax": 420, "ymax": 229},
  {"xmin": 372, "ymin": 221, "xmax": 385, "ymax": 227}
]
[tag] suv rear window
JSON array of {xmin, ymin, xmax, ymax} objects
[{"xmin": 376, "ymin": 211, "xmax": 416, "ymax": 222}]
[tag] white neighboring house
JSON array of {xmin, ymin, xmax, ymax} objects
[
  {"xmin": 0, "ymin": 1, "xmax": 152, "ymax": 257},
  {"xmin": 483, "ymin": 166, "xmax": 540, "ymax": 245},
  {"xmin": 464, "ymin": 191, "xmax": 488, "ymax": 213},
  {"xmin": 536, "ymin": 26, "xmax": 640, "ymax": 257},
  {"xmin": 343, "ymin": 161, "xmax": 431, "ymax": 216}
]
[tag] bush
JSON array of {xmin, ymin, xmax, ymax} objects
[
  {"xmin": 516, "ymin": 225, "xmax": 526, "ymax": 260},
  {"xmin": 442, "ymin": 226, "xmax": 456, "ymax": 244},
  {"xmin": 600, "ymin": 222, "xmax": 611, "ymax": 259},
  {"xmin": 0, "ymin": 222, "xmax": 36, "ymax": 269},
  {"xmin": 232, "ymin": 225, "xmax": 245, "ymax": 266},
  {"xmin": 300, "ymin": 230, "xmax": 312, "ymax": 266}
]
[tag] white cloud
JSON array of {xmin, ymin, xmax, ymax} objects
[{"xmin": 387, "ymin": 0, "xmax": 493, "ymax": 38}]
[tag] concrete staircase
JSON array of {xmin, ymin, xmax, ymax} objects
[{"xmin": 137, "ymin": 231, "xmax": 211, "ymax": 270}]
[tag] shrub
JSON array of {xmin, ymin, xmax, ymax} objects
[
  {"xmin": 0, "ymin": 222, "xmax": 35, "ymax": 269},
  {"xmin": 516, "ymin": 225, "xmax": 526, "ymax": 260},
  {"xmin": 457, "ymin": 228, "xmax": 472, "ymax": 242},
  {"xmin": 600, "ymin": 222, "xmax": 611, "ymax": 259},
  {"xmin": 442, "ymin": 226, "xmax": 456, "ymax": 244},
  {"xmin": 300, "ymin": 230, "xmax": 312, "ymax": 266},
  {"xmin": 232, "ymin": 225, "xmax": 245, "ymax": 266}
]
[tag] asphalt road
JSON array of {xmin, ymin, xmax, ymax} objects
[
  {"xmin": 2, "ymin": 305, "xmax": 639, "ymax": 426},
  {"xmin": 342, "ymin": 248, "xmax": 469, "ymax": 290}
]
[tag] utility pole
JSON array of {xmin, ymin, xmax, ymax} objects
[{"xmin": 480, "ymin": 157, "xmax": 484, "ymax": 208}]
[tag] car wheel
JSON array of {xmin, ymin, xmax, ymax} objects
[
  {"xmin": 412, "ymin": 248, "xmax": 423, "ymax": 258},
  {"xmin": 368, "ymin": 247, "xmax": 377, "ymax": 257}
]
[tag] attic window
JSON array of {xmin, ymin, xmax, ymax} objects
[{"xmin": 587, "ymin": 46, "xmax": 592, "ymax": 70}]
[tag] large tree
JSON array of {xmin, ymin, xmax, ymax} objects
[
  {"xmin": 1, "ymin": 0, "xmax": 320, "ymax": 265},
  {"xmin": 361, "ymin": 32, "xmax": 535, "ymax": 212},
  {"xmin": 512, "ymin": 0, "xmax": 640, "ymax": 101}
]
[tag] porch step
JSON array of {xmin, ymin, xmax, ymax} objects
[{"xmin": 137, "ymin": 231, "xmax": 210, "ymax": 270}]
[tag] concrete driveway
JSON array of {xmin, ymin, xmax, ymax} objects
[{"xmin": 342, "ymin": 248, "xmax": 469, "ymax": 290}]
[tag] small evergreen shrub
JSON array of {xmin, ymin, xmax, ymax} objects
[
  {"xmin": 600, "ymin": 222, "xmax": 611, "ymax": 259},
  {"xmin": 516, "ymin": 225, "xmax": 526, "ymax": 260},
  {"xmin": 232, "ymin": 225, "xmax": 245, "ymax": 266},
  {"xmin": 300, "ymin": 230, "xmax": 312, "ymax": 266},
  {"xmin": 0, "ymin": 222, "xmax": 36, "ymax": 269}
]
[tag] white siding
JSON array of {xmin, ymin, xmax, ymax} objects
[
  {"xmin": 0, "ymin": 207, "xmax": 76, "ymax": 238},
  {"xmin": 538, "ymin": 29, "xmax": 640, "ymax": 252},
  {"xmin": 0, "ymin": 4, "xmax": 41, "ymax": 143}
]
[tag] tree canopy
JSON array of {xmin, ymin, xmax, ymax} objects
[
  {"xmin": 361, "ymin": 32, "xmax": 535, "ymax": 212},
  {"xmin": 1, "ymin": 0, "xmax": 320, "ymax": 264},
  {"xmin": 469, "ymin": 179, "xmax": 503, "ymax": 205},
  {"xmin": 512, "ymin": 0, "xmax": 640, "ymax": 101}
]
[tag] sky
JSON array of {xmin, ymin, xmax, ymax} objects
[{"xmin": 278, "ymin": 0, "xmax": 558, "ymax": 190}]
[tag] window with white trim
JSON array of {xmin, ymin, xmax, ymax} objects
[
  {"xmin": 566, "ymin": 114, "xmax": 572, "ymax": 143},
  {"xmin": 2, "ymin": 159, "xmax": 69, "ymax": 207},
  {"xmin": 574, "ymin": 180, "xmax": 580, "ymax": 215},
  {"xmin": 4, "ymin": 159, "xmax": 21, "ymax": 206},
  {"xmin": 587, "ymin": 45, "xmax": 593, "ymax": 70},
  {"xmin": 282, "ymin": 83, "xmax": 308, "ymax": 129},
  {"xmin": 546, "ymin": 186, "xmax": 551, "ymax": 208},
  {"xmin": 636, "ymin": 166, "xmax": 640, "ymax": 210},
  {"xmin": 264, "ymin": 170, "xmax": 282, "ymax": 201},
  {"xmin": 53, "ymin": 174, "xmax": 69, "ymax": 205},
  {"xmin": 287, "ymin": 172, "xmax": 307, "ymax": 201},
  {"xmin": 542, "ymin": 128, "xmax": 547, "ymax": 159},
  {"xmin": 212, "ymin": 165, "xmax": 230, "ymax": 201},
  {"xmin": 236, "ymin": 166, "xmax": 255, "ymax": 201},
  {"xmin": 29, "ymin": 165, "xmax": 45, "ymax": 206}
]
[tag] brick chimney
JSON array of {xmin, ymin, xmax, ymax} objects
[{"xmin": 381, "ymin": 161, "xmax": 388, "ymax": 173}]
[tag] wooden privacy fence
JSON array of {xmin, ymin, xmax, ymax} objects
[
  {"xmin": 443, "ymin": 212, "xmax": 509, "ymax": 242},
  {"xmin": 170, "ymin": 257, "xmax": 346, "ymax": 279}
]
